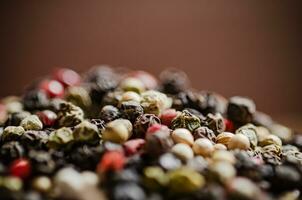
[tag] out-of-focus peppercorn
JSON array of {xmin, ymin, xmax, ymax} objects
[
  {"xmin": 227, "ymin": 96, "xmax": 256, "ymax": 126},
  {"xmin": 40, "ymin": 80, "xmax": 65, "ymax": 98},
  {"xmin": 141, "ymin": 90, "xmax": 172, "ymax": 116},
  {"xmin": 171, "ymin": 110, "xmax": 201, "ymax": 132},
  {"xmin": 32, "ymin": 176, "xmax": 52, "ymax": 193},
  {"xmin": 127, "ymin": 70, "xmax": 158, "ymax": 90},
  {"xmin": 171, "ymin": 128, "xmax": 194, "ymax": 146},
  {"xmin": 224, "ymin": 118, "xmax": 235, "ymax": 133},
  {"xmin": 209, "ymin": 161, "xmax": 236, "ymax": 183},
  {"xmin": 102, "ymin": 119, "xmax": 133, "ymax": 144},
  {"xmin": 202, "ymin": 113, "xmax": 225, "ymax": 134},
  {"xmin": 73, "ymin": 120, "xmax": 100, "ymax": 143},
  {"xmin": 120, "ymin": 77, "xmax": 145, "ymax": 93},
  {"xmin": 235, "ymin": 124, "xmax": 258, "ymax": 149},
  {"xmin": 22, "ymin": 90, "xmax": 49, "ymax": 111},
  {"xmin": 119, "ymin": 100, "xmax": 144, "ymax": 123},
  {"xmin": 47, "ymin": 127, "xmax": 74, "ymax": 149},
  {"xmin": 167, "ymin": 167, "xmax": 205, "ymax": 193},
  {"xmin": 145, "ymin": 129, "xmax": 173, "ymax": 157},
  {"xmin": 1, "ymin": 176, "xmax": 23, "ymax": 192},
  {"xmin": 193, "ymin": 126, "xmax": 216, "ymax": 142},
  {"xmin": 158, "ymin": 153, "xmax": 182, "ymax": 171},
  {"xmin": 9, "ymin": 158, "xmax": 31, "ymax": 179},
  {"xmin": 20, "ymin": 115, "xmax": 43, "ymax": 131},
  {"xmin": 171, "ymin": 143, "xmax": 194, "ymax": 161},
  {"xmin": 143, "ymin": 166, "xmax": 168, "ymax": 190},
  {"xmin": 20, "ymin": 130, "xmax": 48, "ymax": 148},
  {"xmin": 228, "ymin": 134, "xmax": 250, "ymax": 150},
  {"xmin": 5, "ymin": 111, "xmax": 31, "ymax": 127},
  {"xmin": 160, "ymin": 68, "xmax": 190, "ymax": 94},
  {"xmin": 193, "ymin": 138, "xmax": 214, "ymax": 157},
  {"xmin": 36, "ymin": 110, "xmax": 57, "ymax": 127},
  {"xmin": 160, "ymin": 108, "xmax": 178, "ymax": 127},
  {"xmin": 227, "ymin": 177, "xmax": 262, "ymax": 200},
  {"xmin": 97, "ymin": 151, "xmax": 125, "ymax": 173},
  {"xmin": 259, "ymin": 134, "xmax": 282, "ymax": 147},
  {"xmin": 120, "ymin": 91, "xmax": 141, "ymax": 102},
  {"xmin": 53, "ymin": 68, "xmax": 81, "ymax": 87},
  {"xmin": 216, "ymin": 132, "xmax": 235, "ymax": 146},
  {"xmin": 56, "ymin": 101, "xmax": 84, "ymax": 127},
  {"xmin": 269, "ymin": 123, "xmax": 293, "ymax": 144},
  {"xmin": 123, "ymin": 139, "xmax": 145, "ymax": 156},
  {"xmin": 1, "ymin": 126, "xmax": 25, "ymax": 142},
  {"xmin": 0, "ymin": 141, "xmax": 24, "ymax": 164},
  {"xmin": 133, "ymin": 114, "xmax": 160, "ymax": 138}
]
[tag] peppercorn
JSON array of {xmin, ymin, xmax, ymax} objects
[
  {"xmin": 202, "ymin": 113, "xmax": 225, "ymax": 134},
  {"xmin": 214, "ymin": 143, "xmax": 227, "ymax": 151},
  {"xmin": 227, "ymin": 96, "xmax": 256, "ymax": 126},
  {"xmin": 186, "ymin": 156, "xmax": 208, "ymax": 173},
  {"xmin": 216, "ymin": 132, "xmax": 234, "ymax": 146},
  {"xmin": 261, "ymin": 144, "xmax": 282, "ymax": 165},
  {"xmin": 160, "ymin": 108, "xmax": 178, "ymax": 127},
  {"xmin": 158, "ymin": 153, "xmax": 182, "ymax": 171},
  {"xmin": 159, "ymin": 68, "xmax": 190, "ymax": 94},
  {"xmin": 224, "ymin": 118, "xmax": 235, "ymax": 132},
  {"xmin": 120, "ymin": 91, "xmax": 142, "ymax": 102},
  {"xmin": 167, "ymin": 167, "xmax": 205, "ymax": 193},
  {"xmin": 40, "ymin": 79, "xmax": 65, "ymax": 98},
  {"xmin": 259, "ymin": 134, "xmax": 282, "ymax": 147},
  {"xmin": 0, "ymin": 141, "xmax": 24, "ymax": 164},
  {"xmin": 141, "ymin": 90, "xmax": 172, "ymax": 115},
  {"xmin": 143, "ymin": 166, "xmax": 168, "ymax": 190},
  {"xmin": 120, "ymin": 77, "xmax": 145, "ymax": 93},
  {"xmin": 2, "ymin": 97, "xmax": 24, "ymax": 114},
  {"xmin": 171, "ymin": 110, "xmax": 201, "ymax": 132},
  {"xmin": 10, "ymin": 158, "xmax": 31, "ymax": 179},
  {"xmin": 171, "ymin": 143, "xmax": 194, "ymax": 161},
  {"xmin": 36, "ymin": 110, "xmax": 57, "ymax": 127},
  {"xmin": 123, "ymin": 139, "xmax": 145, "ymax": 156},
  {"xmin": 171, "ymin": 128, "xmax": 194, "ymax": 146},
  {"xmin": 209, "ymin": 161, "xmax": 236, "ymax": 183},
  {"xmin": 102, "ymin": 119, "xmax": 133, "ymax": 144},
  {"xmin": 20, "ymin": 130, "xmax": 48, "ymax": 149},
  {"xmin": 269, "ymin": 123, "xmax": 293, "ymax": 144},
  {"xmin": 73, "ymin": 120, "xmax": 100, "ymax": 143},
  {"xmin": 145, "ymin": 129, "xmax": 173, "ymax": 157},
  {"xmin": 235, "ymin": 124, "xmax": 258, "ymax": 149},
  {"xmin": 28, "ymin": 150, "xmax": 56, "ymax": 175},
  {"xmin": 5, "ymin": 111, "xmax": 31, "ymax": 127},
  {"xmin": 47, "ymin": 127, "xmax": 74, "ymax": 149},
  {"xmin": 119, "ymin": 100, "xmax": 144, "ymax": 123},
  {"xmin": 1, "ymin": 126, "xmax": 25, "ymax": 142},
  {"xmin": 53, "ymin": 68, "xmax": 81, "ymax": 87},
  {"xmin": 110, "ymin": 183, "xmax": 146, "ymax": 200},
  {"xmin": 22, "ymin": 90, "xmax": 49, "ymax": 111},
  {"xmin": 90, "ymin": 118, "xmax": 106, "ymax": 132},
  {"xmin": 227, "ymin": 177, "xmax": 262, "ymax": 200},
  {"xmin": 127, "ymin": 71, "xmax": 158, "ymax": 90},
  {"xmin": 65, "ymin": 86, "xmax": 92, "ymax": 110},
  {"xmin": 146, "ymin": 124, "xmax": 170, "ymax": 136},
  {"xmin": 56, "ymin": 101, "xmax": 84, "ymax": 127},
  {"xmin": 228, "ymin": 134, "xmax": 250, "ymax": 150},
  {"xmin": 212, "ymin": 150, "xmax": 236, "ymax": 164},
  {"xmin": 20, "ymin": 115, "xmax": 43, "ymax": 131},
  {"xmin": 101, "ymin": 91, "xmax": 123, "ymax": 107},
  {"xmin": 133, "ymin": 114, "xmax": 160, "ymax": 138},
  {"xmin": 193, "ymin": 126, "xmax": 216, "ymax": 142},
  {"xmin": 32, "ymin": 176, "xmax": 52, "ymax": 193},
  {"xmin": 97, "ymin": 151, "xmax": 125, "ymax": 173},
  {"xmin": 192, "ymin": 138, "xmax": 214, "ymax": 157}
]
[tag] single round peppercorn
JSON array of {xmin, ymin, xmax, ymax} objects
[
  {"xmin": 73, "ymin": 120, "xmax": 100, "ymax": 143},
  {"xmin": 171, "ymin": 128, "xmax": 194, "ymax": 146},
  {"xmin": 22, "ymin": 90, "xmax": 49, "ymax": 111},
  {"xmin": 160, "ymin": 108, "xmax": 178, "ymax": 127},
  {"xmin": 143, "ymin": 166, "xmax": 168, "ymax": 190},
  {"xmin": 120, "ymin": 91, "xmax": 141, "ymax": 102},
  {"xmin": 1, "ymin": 126, "xmax": 25, "ymax": 142},
  {"xmin": 133, "ymin": 114, "xmax": 161, "ymax": 138},
  {"xmin": 56, "ymin": 101, "xmax": 84, "ymax": 127},
  {"xmin": 160, "ymin": 68, "xmax": 190, "ymax": 94},
  {"xmin": 193, "ymin": 126, "xmax": 216, "ymax": 142},
  {"xmin": 97, "ymin": 151, "xmax": 125, "ymax": 173},
  {"xmin": 235, "ymin": 124, "xmax": 258, "ymax": 149},
  {"xmin": 40, "ymin": 80, "xmax": 65, "ymax": 98},
  {"xmin": 216, "ymin": 132, "xmax": 234, "ymax": 146},
  {"xmin": 123, "ymin": 139, "xmax": 145, "ymax": 156},
  {"xmin": 37, "ymin": 110, "xmax": 57, "ymax": 127},
  {"xmin": 171, "ymin": 143, "xmax": 194, "ymax": 161},
  {"xmin": 20, "ymin": 115, "xmax": 43, "ymax": 131},
  {"xmin": 99, "ymin": 105, "xmax": 121, "ymax": 123},
  {"xmin": 10, "ymin": 158, "xmax": 31, "ymax": 179},
  {"xmin": 171, "ymin": 110, "xmax": 201, "ymax": 132},
  {"xmin": 119, "ymin": 100, "xmax": 144, "ymax": 123},
  {"xmin": 228, "ymin": 134, "xmax": 250, "ymax": 150},
  {"xmin": 202, "ymin": 113, "xmax": 225, "ymax": 134},
  {"xmin": 127, "ymin": 70, "xmax": 158, "ymax": 90},
  {"xmin": 65, "ymin": 86, "xmax": 92, "ymax": 110},
  {"xmin": 53, "ymin": 68, "xmax": 81, "ymax": 87},
  {"xmin": 32, "ymin": 176, "xmax": 52, "ymax": 193},
  {"xmin": 224, "ymin": 118, "xmax": 235, "ymax": 132},
  {"xmin": 102, "ymin": 119, "xmax": 133, "ymax": 144},
  {"xmin": 192, "ymin": 138, "xmax": 214, "ymax": 157},
  {"xmin": 0, "ymin": 141, "xmax": 25, "ymax": 164}
]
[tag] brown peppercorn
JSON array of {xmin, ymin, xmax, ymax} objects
[
  {"xmin": 192, "ymin": 138, "xmax": 214, "ymax": 157},
  {"xmin": 202, "ymin": 113, "xmax": 225, "ymax": 134},
  {"xmin": 133, "ymin": 114, "xmax": 161, "ymax": 138},
  {"xmin": 171, "ymin": 128, "xmax": 194, "ymax": 146},
  {"xmin": 228, "ymin": 134, "xmax": 250, "ymax": 150},
  {"xmin": 193, "ymin": 126, "xmax": 216, "ymax": 142}
]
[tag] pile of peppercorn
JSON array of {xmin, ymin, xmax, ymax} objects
[{"xmin": 0, "ymin": 66, "xmax": 301, "ymax": 200}]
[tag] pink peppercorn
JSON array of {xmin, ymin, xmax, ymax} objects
[
  {"xmin": 146, "ymin": 124, "xmax": 170, "ymax": 137},
  {"xmin": 127, "ymin": 71, "xmax": 158, "ymax": 90},
  {"xmin": 53, "ymin": 68, "xmax": 81, "ymax": 87},
  {"xmin": 160, "ymin": 109, "xmax": 178, "ymax": 127},
  {"xmin": 37, "ymin": 110, "xmax": 57, "ymax": 127},
  {"xmin": 97, "ymin": 151, "xmax": 125, "ymax": 173},
  {"xmin": 40, "ymin": 80, "xmax": 64, "ymax": 98},
  {"xmin": 123, "ymin": 139, "xmax": 145, "ymax": 156},
  {"xmin": 10, "ymin": 158, "xmax": 31, "ymax": 179},
  {"xmin": 224, "ymin": 118, "xmax": 235, "ymax": 132}
]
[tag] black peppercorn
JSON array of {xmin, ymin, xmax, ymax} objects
[
  {"xmin": 160, "ymin": 69, "xmax": 190, "ymax": 94},
  {"xmin": 20, "ymin": 130, "xmax": 49, "ymax": 150},
  {"xmin": 193, "ymin": 126, "xmax": 216, "ymax": 142},
  {"xmin": 119, "ymin": 100, "xmax": 144, "ymax": 123},
  {"xmin": 202, "ymin": 113, "xmax": 225, "ymax": 135},
  {"xmin": 90, "ymin": 119, "xmax": 106, "ymax": 133},
  {"xmin": 0, "ymin": 141, "xmax": 24, "ymax": 164},
  {"xmin": 28, "ymin": 150, "xmax": 56, "ymax": 175},
  {"xmin": 99, "ymin": 105, "xmax": 121, "ymax": 123},
  {"xmin": 4, "ymin": 111, "xmax": 31, "ymax": 127},
  {"xmin": 133, "ymin": 114, "xmax": 161, "ymax": 138},
  {"xmin": 227, "ymin": 96, "xmax": 256, "ymax": 126},
  {"xmin": 22, "ymin": 90, "xmax": 49, "ymax": 111}
]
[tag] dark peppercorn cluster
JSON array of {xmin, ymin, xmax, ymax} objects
[{"xmin": 0, "ymin": 66, "xmax": 301, "ymax": 200}]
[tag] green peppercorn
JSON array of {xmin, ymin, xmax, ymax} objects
[
  {"xmin": 56, "ymin": 101, "xmax": 84, "ymax": 127},
  {"xmin": 102, "ymin": 119, "xmax": 133, "ymax": 143},
  {"xmin": 171, "ymin": 110, "xmax": 201, "ymax": 132},
  {"xmin": 2, "ymin": 176, "xmax": 23, "ymax": 192},
  {"xmin": 259, "ymin": 134, "xmax": 282, "ymax": 147},
  {"xmin": 143, "ymin": 166, "xmax": 168, "ymax": 190},
  {"xmin": 120, "ymin": 77, "xmax": 145, "ymax": 93},
  {"xmin": 20, "ymin": 115, "xmax": 43, "ymax": 131},
  {"xmin": 47, "ymin": 127, "xmax": 74, "ymax": 149},
  {"xmin": 1, "ymin": 126, "xmax": 25, "ymax": 142},
  {"xmin": 167, "ymin": 167, "xmax": 205, "ymax": 193},
  {"xmin": 65, "ymin": 86, "xmax": 92, "ymax": 110},
  {"xmin": 141, "ymin": 90, "xmax": 172, "ymax": 115},
  {"xmin": 73, "ymin": 120, "xmax": 100, "ymax": 143},
  {"xmin": 235, "ymin": 124, "xmax": 258, "ymax": 149}
]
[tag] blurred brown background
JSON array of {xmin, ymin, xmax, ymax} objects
[{"xmin": 0, "ymin": 1, "xmax": 301, "ymax": 130}]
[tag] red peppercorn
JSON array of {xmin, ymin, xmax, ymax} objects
[
  {"xmin": 123, "ymin": 139, "xmax": 145, "ymax": 156},
  {"xmin": 160, "ymin": 109, "xmax": 178, "ymax": 127},
  {"xmin": 40, "ymin": 80, "xmax": 64, "ymax": 98},
  {"xmin": 127, "ymin": 71, "xmax": 158, "ymax": 90},
  {"xmin": 224, "ymin": 118, "xmax": 235, "ymax": 132},
  {"xmin": 10, "ymin": 158, "xmax": 31, "ymax": 179},
  {"xmin": 53, "ymin": 68, "xmax": 81, "ymax": 87},
  {"xmin": 146, "ymin": 124, "xmax": 170, "ymax": 137},
  {"xmin": 37, "ymin": 110, "xmax": 57, "ymax": 127},
  {"xmin": 97, "ymin": 151, "xmax": 125, "ymax": 173}
]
